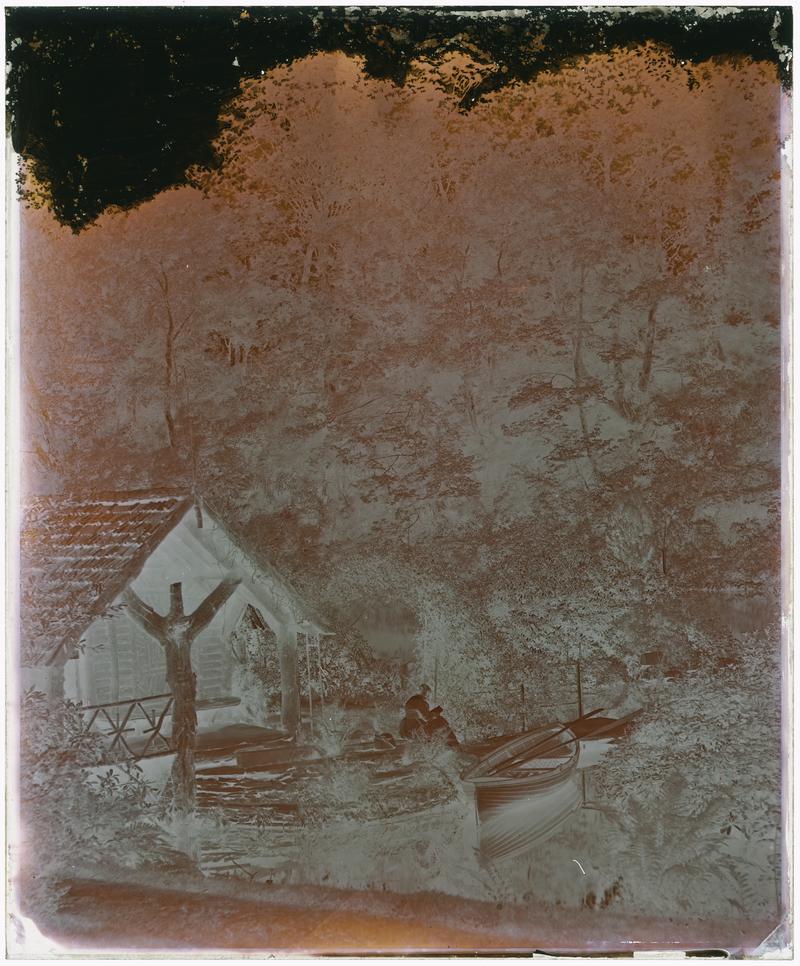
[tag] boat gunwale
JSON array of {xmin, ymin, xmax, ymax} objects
[{"xmin": 462, "ymin": 725, "xmax": 580, "ymax": 788}]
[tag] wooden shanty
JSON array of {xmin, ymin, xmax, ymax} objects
[{"xmin": 18, "ymin": 489, "xmax": 330, "ymax": 741}]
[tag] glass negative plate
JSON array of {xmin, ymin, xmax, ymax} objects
[{"xmin": 6, "ymin": 6, "xmax": 791, "ymax": 958}]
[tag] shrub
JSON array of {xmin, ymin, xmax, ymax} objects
[
  {"xmin": 231, "ymin": 662, "xmax": 269, "ymax": 726},
  {"xmin": 593, "ymin": 626, "xmax": 782, "ymax": 917},
  {"xmin": 313, "ymin": 704, "xmax": 355, "ymax": 758},
  {"xmin": 15, "ymin": 689, "xmax": 169, "ymax": 924}
]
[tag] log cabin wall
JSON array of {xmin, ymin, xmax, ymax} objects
[{"xmin": 71, "ymin": 603, "xmax": 246, "ymax": 705}]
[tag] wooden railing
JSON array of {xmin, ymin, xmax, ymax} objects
[
  {"xmin": 80, "ymin": 692, "xmax": 174, "ymax": 760},
  {"xmin": 79, "ymin": 693, "xmax": 243, "ymax": 760}
]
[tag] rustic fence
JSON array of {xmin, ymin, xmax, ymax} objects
[{"xmin": 79, "ymin": 692, "xmax": 174, "ymax": 760}]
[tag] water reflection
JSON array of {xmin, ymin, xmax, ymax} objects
[{"xmin": 470, "ymin": 773, "xmax": 583, "ymax": 861}]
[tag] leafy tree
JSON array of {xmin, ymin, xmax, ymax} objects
[{"xmin": 17, "ymin": 49, "xmax": 782, "ymax": 792}]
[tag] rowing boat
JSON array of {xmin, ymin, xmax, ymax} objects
[{"xmin": 461, "ymin": 716, "xmax": 592, "ymax": 812}]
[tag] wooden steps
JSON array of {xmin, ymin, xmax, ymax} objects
[{"xmin": 236, "ymin": 742, "xmax": 322, "ymax": 770}]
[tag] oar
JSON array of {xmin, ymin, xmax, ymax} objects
[
  {"xmin": 577, "ymin": 707, "xmax": 642, "ymax": 740},
  {"xmin": 524, "ymin": 708, "xmax": 642, "ymax": 758},
  {"xmin": 498, "ymin": 708, "xmax": 643, "ymax": 773},
  {"xmin": 498, "ymin": 732, "xmax": 581, "ymax": 773},
  {"xmin": 524, "ymin": 706, "xmax": 605, "ymax": 751},
  {"xmin": 488, "ymin": 707, "xmax": 605, "ymax": 775},
  {"xmin": 503, "ymin": 708, "xmax": 605, "ymax": 768}
]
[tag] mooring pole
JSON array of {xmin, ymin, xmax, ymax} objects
[
  {"xmin": 578, "ymin": 653, "xmax": 587, "ymax": 806},
  {"xmin": 305, "ymin": 632, "xmax": 314, "ymax": 737},
  {"xmin": 315, "ymin": 633, "xmax": 325, "ymax": 721}
]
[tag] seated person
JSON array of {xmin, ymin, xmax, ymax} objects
[
  {"xmin": 425, "ymin": 707, "xmax": 459, "ymax": 747},
  {"xmin": 399, "ymin": 703, "xmax": 428, "ymax": 738},
  {"xmin": 406, "ymin": 684, "xmax": 432, "ymax": 715},
  {"xmin": 404, "ymin": 693, "xmax": 429, "ymax": 716}
]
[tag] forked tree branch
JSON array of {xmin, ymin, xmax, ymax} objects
[
  {"xmin": 188, "ymin": 577, "xmax": 242, "ymax": 637},
  {"xmin": 123, "ymin": 587, "xmax": 167, "ymax": 641}
]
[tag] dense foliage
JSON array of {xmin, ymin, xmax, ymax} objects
[
  {"xmin": 594, "ymin": 627, "xmax": 783, "ymax": 915},
  {"xmin": 21, "ymin": 46, "xmax": 782, "ymax": 720}
]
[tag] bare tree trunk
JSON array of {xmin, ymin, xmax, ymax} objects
[
  {"xmin": 156, "ymin": 269, "xmax": 193, "ymax": 449},
  {"xmin": 610, "ymin": 315, "xmax": 632, "ymax": 419},
  {"xmin": 164, "ymin": 336, "xmax": 178, "ymax": 449},
  {"xmin": 300, "ymin": 240, "xmax": 315, "ymax": 287},
  {"xmin": 496, "ymin": 241, "xmax": 505, "ymax": 278},
  {"xmin": 158, "ymin": 271, "xmax": 179, "ymax": 448},
  {"xmin": 572, "ymin": 266, "xmax": 603, "ymax": 483},
  {"xmin": 657, "ymin": 515, "xmax": 672, "ymax": 577},
  {"xmin": 164, "ymin": 637, "xmax": 197, "ymax": 812},
  {"xmin": 638, "ymin": 300, "xmax": 660, "ymax": 392},
  {"xmin": 123, "ymin": 576, "xmax": 240, "ymax": 820}
]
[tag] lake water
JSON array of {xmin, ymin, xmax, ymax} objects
[{"xmin": 188, "ymin": 739, "xmax": 779, "ymax": 922}]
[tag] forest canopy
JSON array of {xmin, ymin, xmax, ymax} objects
[{"xmin": 19, "ymin": 42, "xmax": 782, "ymax": 707}]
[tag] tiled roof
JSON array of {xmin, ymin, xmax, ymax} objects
[{"xmin": 19, "ymin": 490, "xmax": 193, "ymax": 665}]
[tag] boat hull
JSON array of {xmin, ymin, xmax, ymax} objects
[
  {"xmin": 473, "ymin": 758, "xmax": 577, "ymax": 812},
  {"xmin": 462, "ymin": 723, "xmax": 581, "ymax": 813}
]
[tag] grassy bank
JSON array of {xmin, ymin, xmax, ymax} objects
[{"xmin": 14, "ymin": 865, "xmax": 779, "ymax": 957}]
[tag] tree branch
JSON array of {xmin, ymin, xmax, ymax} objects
[
  {"xmin": 173, "ymin": 309, "xmax": 195, "ymax": 340},
  {"xmin": 187, "ymin": 577, "xmax": 241, "ymax": 637},
  {"xmin": 123, "ymin": 587, "xmax": 167, "ymax": 641},
  {"xmin": 326, "ymin": 396, "xmax": 380, "ymax": 425},
  {"xmin": 156, "ymin": 264, "xmax": 169, "ymax": 297}
]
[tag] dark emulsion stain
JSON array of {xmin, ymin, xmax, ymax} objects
[{"xmin": 5, "ymin": 6, "xmax": 792, "ymax": 231}]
